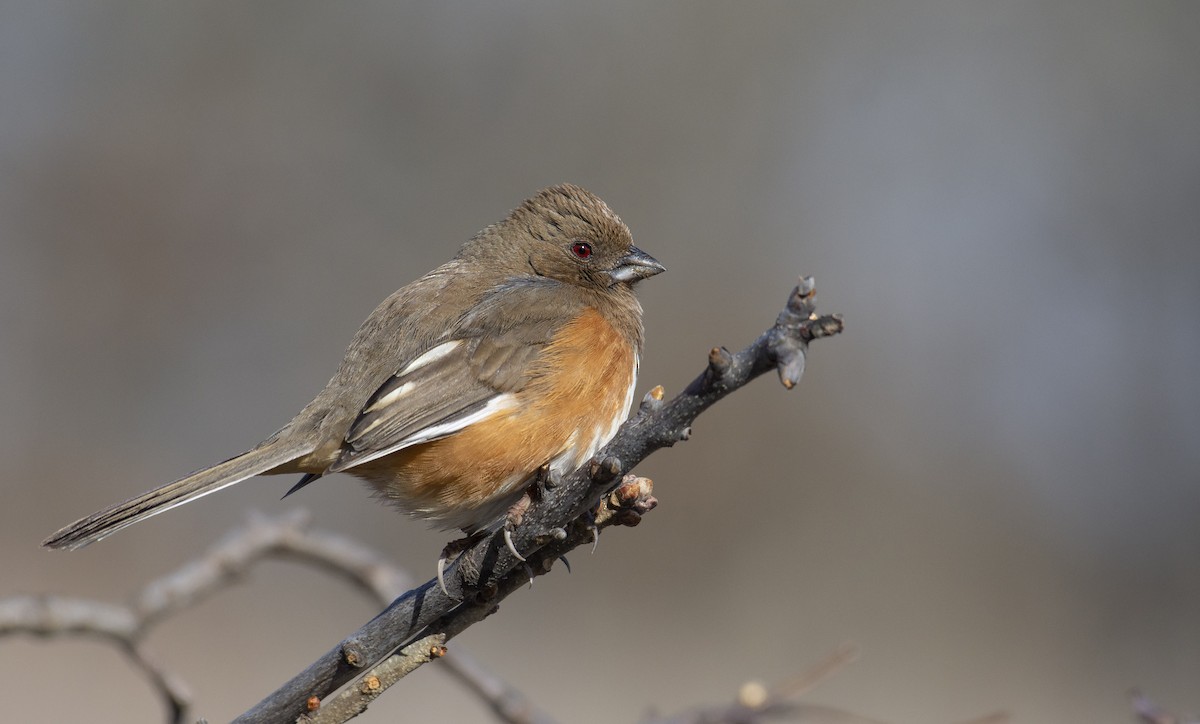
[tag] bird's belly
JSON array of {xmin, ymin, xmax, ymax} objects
[{"xmin": 355, "ymin": 308, "xmax": 639, "ymax": 532}]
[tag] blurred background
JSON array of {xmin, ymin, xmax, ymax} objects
[{"xmin": 2, "ymin": 2, "xmax": 1198, "ymax": 722}]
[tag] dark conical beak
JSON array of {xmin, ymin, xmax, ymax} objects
[{"xmin": 610, "ymin": 246, "xmax": 666, "ymax": 284}]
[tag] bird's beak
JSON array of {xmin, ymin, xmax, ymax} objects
[{"xmin": 610, "ymin": 246, "xmax": 666, "ymax": 284}]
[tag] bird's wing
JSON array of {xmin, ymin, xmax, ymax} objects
[{"xmin": 328, "ymin": 279, "xmax": 582, "ymax": 473}]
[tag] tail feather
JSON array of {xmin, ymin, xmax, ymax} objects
[{"xmin": 42, "ymin": 437, "xmax": 316, "ymax": 551}]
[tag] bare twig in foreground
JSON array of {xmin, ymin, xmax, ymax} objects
[{"xmin": 299, "ymin": 633, "xmax": 448, "ymax": 723}]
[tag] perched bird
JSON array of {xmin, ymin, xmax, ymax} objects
[{"xmin": 44, "ymin": 184, "xmax": 664, "ymax": 562}]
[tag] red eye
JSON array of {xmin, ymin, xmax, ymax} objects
[{"xmin": 571, "ymin": 242, "xmax": 593, "ymax": 260}]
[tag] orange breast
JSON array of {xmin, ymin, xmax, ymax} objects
[{"xmin": 356, "ymin": 307, "xmax": 636, "ymax": 530}]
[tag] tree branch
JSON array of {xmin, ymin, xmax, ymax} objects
[
  {"xmin": 299, "ymin": 634, "xmax": 448, "ymax": 723},
  {"xmin": 236, "ymin": 276, "xmax": 844, "ymax": 723},
  {"xmin": 0, "ymin": 594, "xmax": 192, "ymax": 722}
]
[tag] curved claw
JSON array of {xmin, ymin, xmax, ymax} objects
[
  {"xmin": 504, "ymin": 528, "xmax": 526, "ymax": 562},
  {"xmin": 437, "ymin": 554, "xmax": 451, "ymax": 597}
]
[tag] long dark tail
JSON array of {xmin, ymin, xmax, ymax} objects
[{"xmin": 42, "ymin": 436, "xmax": 316, "ymax": 550}]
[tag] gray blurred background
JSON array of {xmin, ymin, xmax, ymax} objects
[{"xmin": 2, "ymin": 2, "xmax": 1198, "ymax": 722}]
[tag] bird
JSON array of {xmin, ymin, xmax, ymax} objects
[{"xmin": 43, "ymin": 184, "xmax": 664, "ymax": 569}]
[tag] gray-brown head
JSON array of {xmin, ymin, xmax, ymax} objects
[{"xmin": 465, "ymin": 184, "xmax": 665, "ymax": 292}]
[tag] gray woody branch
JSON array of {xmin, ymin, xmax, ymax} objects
[{"xmin": 238, "ymin": 275, "xmax": 845, "ymax": 723}]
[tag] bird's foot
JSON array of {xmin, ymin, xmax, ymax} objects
[
  {"xmin": 437, "ymin": 531, "xmax": 486, "ymax": 598},
  {"xmin": 532, "ymin": 462, "xmax": 563, "ymax": 499},
  {"xmin": 501, "ymin": 492, "xmax": 533, "ymax": 563}
]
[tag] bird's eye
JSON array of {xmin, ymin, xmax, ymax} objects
[{"xmin": 571, "ymin": 242, "xmax": 593, "ymax": 260}]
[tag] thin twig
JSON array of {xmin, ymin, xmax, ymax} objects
[
  {"xmin": 0, "ymin": 594, "xmax": 190, "ymax": 722},
  {"xmin": 299, "ymin": 634, "xmax": 448, "ymax": 723}
]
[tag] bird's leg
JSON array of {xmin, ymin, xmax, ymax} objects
[
  {"xmin": 584, "ymin": 508, "xmax": 600, "ymax": 553},
  {"xmin": 498, "ymin": 462, "xmax": 560, "ymax": 563},
  {"xmin": 501, "ymin": 492, "xmax": 533, "ymax": 564},
  {"xmin": 437, "ymin": 531, "xmax": 486, "ymax": 598},
  {"xmin": 442, "ymin": 467, "xmax": 560, "ymax": 596},
  {"xmin": 532, "ymin": 462, "xmax": 563, "ymax": 499}
]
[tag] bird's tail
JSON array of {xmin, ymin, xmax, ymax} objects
[{"xmin": 42, "ymin": 436, "xmax": 317, "ymax": 551}]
